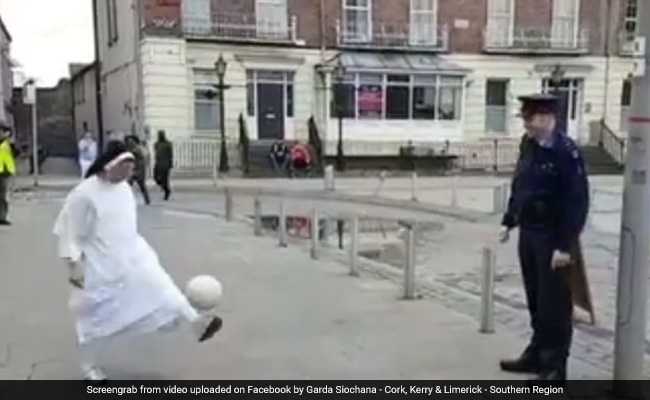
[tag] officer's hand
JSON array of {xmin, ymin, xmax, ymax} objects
[
  {"xmin": 66, "ymin": 259, "xmax": 85, "ymax": 289},
  {"xmin": 551, "ymin": 250, "xmax": 572, "ymax": 270},
  {"xmin": 498, "ymin": 227, "xmax": 511, "ymax": 244}
]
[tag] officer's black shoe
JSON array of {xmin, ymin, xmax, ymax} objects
[
  {"xmin": 0, "ymin": 220, "xmax": 11, "ymax": 226},
  {"xmin": 530, "ymin": 367, "xmax": 567, "ymax": 382},
  {"xmin": 499, "ymin": 348, "xmax": 540, "ymax": 373}
]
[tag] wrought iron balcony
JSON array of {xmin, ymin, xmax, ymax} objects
[
  {"xmin": 183, "ymin": 13, "xmax": 299, "ymax": 44},
  {"xmin": 483, "ymin": 26, "xmax": 590, "ymax": 54},
  {"xmin": 336, "ymin": 20, "xmax": 448, "ymax": 52}
]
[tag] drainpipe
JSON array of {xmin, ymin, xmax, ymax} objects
[
  {"xmin": 602, "ymin": 0, "xmax": 613, "ymax": 123},
  {"xmin": 92, "ymin": 0, "xmax": 105, "ymax": 150},
  {"xmin": 319, "ymin": 0, "xmax": 326, "ymax": 59},
  {"xmin": 133, "ymin": 0, "xmax": 145, "ymax": 140}
]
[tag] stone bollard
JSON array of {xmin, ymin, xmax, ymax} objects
[
  {"xmin": 403, "ymin": 222, "xmax": 416, "ymax": 300},
  {"xmin": 410, "ymin": 171, "xmax": 418, "ymax": 202},
  {"xmin": 451, "ymin": 177, "xmax": 459, "ymax": 208},
  {"xmin": 310, "ymin": 208, "xmax": 319, "ymax": 260},
  {"xmin": 479, "ymin": 246, "xmax": 496, "ymax": 334},
  {"xmin": 225, "ymin": 189, "xmax": 233, "ymax": 222}
]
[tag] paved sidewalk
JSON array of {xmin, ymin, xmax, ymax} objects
[{"xmin": 0, "ymin": 197, "xmax": 605, "ymax": 379}]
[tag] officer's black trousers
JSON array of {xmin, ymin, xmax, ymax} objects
[{"xmin": 518, "ymin": 228, "xmax": 573, "ymax": 368}]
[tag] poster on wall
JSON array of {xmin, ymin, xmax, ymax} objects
[{"xmin": 358, "ymin": 85, "xmax": 383, "ymax": 119}]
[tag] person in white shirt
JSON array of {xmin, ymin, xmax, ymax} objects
[
  {"xmin": 78, "ymin": 127, "xmax": 97, "ymax": 178},
  {"xmin": 54, "ymin": 141, "xmax": 222, "ymax": 380}
]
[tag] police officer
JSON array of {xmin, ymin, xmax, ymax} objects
[{"xmin": 498, "ymin": 94, "xmax": 589, "ymax": 381}]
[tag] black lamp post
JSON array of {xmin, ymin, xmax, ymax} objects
[
  {"xmin": 333, "ymin": 58, "xmax": 346, "ymax": 172},
  {"xmin": 215, "ymin": 54, "xmax": 230, "ymax": 173}
]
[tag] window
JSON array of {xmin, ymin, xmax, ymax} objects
[
  {"xmin": 343, "ymin": 0, "xmax": 372, "ymax": 42},
  {"xmin": 107, "ymin": 0, "xmax": 118, "ymax": 46},
  {"xmin": 486, "ymin": 80, "xmax": 508, "ymax": 133},
  {"xmin": 256, "ymin": 0, "xmax": 288, "ymax": 39},
  {"xmin": 410, "ymin": 0, "xmax": 437, "ymax": 45},
  {"xmin": 386, "ymin": 75, "xmax": 410, "ymax": 119},
  {"xmin": 194, "ymin": 87, "xmax": 220, "ymax": 131},
  {"xmin": 439, "ymin": 77, "xmax": 462, "ymax": 121},
  {"xmin": 624, "ymin": 0, "xmax": 638, "ymax": 40},
  {"xmin": 330, "ymin": 72, "xmax": 463, "ymax": 121},
  {"xmin": 486, "ymin": 0, "xmax": 514, "ymax": 47},
  {"xmin": 621, "ymin": 79, "xmax": 632, "ymax": 107},
  {"xmin": 183, "ymin": 0, "xmax": 211, "ymax": 35},
  {"xmin": 552, "ymin": 0, "xmax": 580, "ymax": 47},
  {"xmin": 358, "ymin": 73, "xmax": 383, "ymax": 119}
]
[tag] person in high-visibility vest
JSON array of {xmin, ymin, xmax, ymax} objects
[{"xmin": 0, "ymin": 122, "xmax": 18, "ymax": 225}]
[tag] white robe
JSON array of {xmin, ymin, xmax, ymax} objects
[{"xmin": 53, "ymin": 176, "xmax": 197, "ymax": 345}]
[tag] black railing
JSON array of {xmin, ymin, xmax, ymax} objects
[
  {"xmin": 239, "ymin": 113, "xmax": 250, "ymax": 174},
  {"xmin": 598, "ymin": 118, "xmax": 626, "ymax": 166}
]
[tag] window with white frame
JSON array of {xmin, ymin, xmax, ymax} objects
[
  {"xmin": 256, "ymin": 0, "xmax": 288, "ymax": 39},
  {"xmin": 331, "ymin": 72, "xmax": 463, "ymax": 121},
  {"xmin": 485, "ymin": 79, "xmax": 508, "ymax": 133},
  {"xmin": 624, "ymin": 0, "xmax": 638, "ymax": 40},
  {"xmin": 410, "ymin": 0, "xmax": 437, "ymax": 46},
  {"xmin": 343, "ymin": 0, "xmax": 372, "ymax": 42},
  {"xmin": 246, "ymin": 70, "xmax": 295, "ymax": 118},
  {"xmin": 183, "ymin": 0, "xmax": 212, "ymax": 35},
  {"xmin": 552, "ymin": 0, "xmax": 580, "ymax": 47},
  {"xmin": 194, "ymin": 70, "xmax": 220, "ymax": 132},
  {"xmin": 486, "ymin": 0, "xmax": 514, "ymax": 47}
]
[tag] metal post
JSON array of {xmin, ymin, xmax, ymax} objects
[
  {"xmin": 324, "ymin": 165, "xmax": 335, "ymax": 191},
  {"xmin": 279, "ymin": 199, "xmax": 288, "ymax": 248},
  {"xmin": 480, "ymin": 246, "xmax": 496, "ymax": 334},
  {"xmin": 254, "ymin": 197, "xmax": 262, "ymax": 236},
  {"xmin": 451, "ymin": 176, "xmax": 458, "ymax": 208},
  {"xmin": 493, "ymin": 185, "xmax": 503, "ymax": 214},
  {"xmin": 310, "ymin": 208, "xmax": 319, "ymax": 259},
  {"xmin": 31, "ymin": 100, "xmax": 39, "ymax": 187},
  {"xmin": 614, "ymin": 1, "xmax": 650, "ymax": 389},
  {"xmin": 403, "ymin": 223, "xmax": 416, "ymax": 300},
  {"xmin": 224, "ymin": 189, "xmax": 233, "ymax": 222},
  {"xmin": 410, "ymin": 171, "xmax": 418, "ymax": 202},
  {"xmin": 337, "ymin": 219, "xmax": 344, "ymax": 250},
  {"xmin": 349, "ymin": 216, "xmax": 359, "ymax": 276}
]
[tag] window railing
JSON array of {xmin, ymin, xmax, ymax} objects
[
  {"xmin": 484, "ymin": 26, "xmax": 589, "ymax": 53},
  {"xmin": 598, "ymin": 119, "xmax": 626, "ymax": 166},
  {"xmin": 336, "ymin": 20, "xmax": 448, "ymax": 51},
  {"xmin": 183, "ymin": 13, "xmax": 298, "ymax": 43}
]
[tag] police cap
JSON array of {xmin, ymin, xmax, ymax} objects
[{"xmin": 518, "ymin": 93, "xmax": 559, "ymax": 117}]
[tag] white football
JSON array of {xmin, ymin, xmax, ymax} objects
[{"xmin": 185, "ymin": 275, "xmax": 223, "ymax": 311}]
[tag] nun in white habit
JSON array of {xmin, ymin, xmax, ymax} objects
[{"xmin": 53, "ymin": 141, "xmax": 222, "ymax": 380}]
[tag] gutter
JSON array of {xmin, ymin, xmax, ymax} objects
[{"xmin": 92, "ymin": 0, "xmax": 105, "ymax": 150}]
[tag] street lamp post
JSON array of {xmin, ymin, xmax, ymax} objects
[
  {"xmin": 333, "ymin": 58, "xmax": 346, "ymax": 172},
  {"xmin": 215, "ymin": 55, "xmax": 230, "ymax": 173}
]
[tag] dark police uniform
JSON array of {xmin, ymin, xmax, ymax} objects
[{"xmin": 500, "ymin": 94, "xmax": 590, "ymax": 380}]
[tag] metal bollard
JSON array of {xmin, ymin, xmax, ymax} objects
[
  {"xmin": 225, "ymin": 189, "xmax": 233, "ymax": 222},
  {"xmin": 502, "ymin": 183, "xmax": 510, "ymax": 212},
  {"xmin": 310, "ymin": 209, "xmax": 319, "ymax": 259},
  {"xmin": 410, "ymin": 171, "xmax": 418, "ymax": 202},
  {"xmin": 403, "ymin": 223, "xmax": 416, "ymax": 300},
  {"xmin": 479, "ymin": 246, "xmax": 496, "ymax": 334},
  {"xmin": 451, "ymin": 177, "xmax": 458, "ymax": 208},
  {"xmin": 324, "ymin": 165, "xmax": 335, "ymax": 191},
  {"xmin": 254, "ymin": 197, "xmax": 262, "ymax": 237},
  {"xmin": 493, "ymin": 185, "xmax": 503, "ymax": 214},
  {"xmin": 279, "ymin": 199, "xmax": 288, "ymax": 247},
  {"xmin": 349, "ymin": 216, "xmax": 359, "ymax": 276}
]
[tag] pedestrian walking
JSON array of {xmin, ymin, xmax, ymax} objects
[
  {"xmin": 498, "ymin": 94, "xmax": 589, "ymax": 381},
  {"xmin": 0, "ymin": 122, "xmax": 18, "ymax": 226},
  {"xmin": 53, "ymin": 141, "xmax": 222, "ymax": 380},
  {"xmin": 154, "ymin": 130, "xmax": 173, "ymax": 201},
  {"xmin": 78, "ymin": 127, "xmax": 98, "ymax": 179},
  {"xmin": 126, "ymin": 135, "xmax": 150, "ymax": 205}
]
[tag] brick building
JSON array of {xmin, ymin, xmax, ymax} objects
[{"xmin": 94, "ymin": 0, "xmax": 643, "ymax": 169}]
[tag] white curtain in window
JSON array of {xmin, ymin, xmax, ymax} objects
[
  {"xmin": 344, "ymin": 0, "xmax": 371, "ymax": 42},
  {"xmin": 183, "ymin": 0, "xmax": 211, "ymax": 35},
  {"xmin": 410, "ymin": 0, "xmax": 437, "ymax": 45},
  {"xmin": 486, "ymin": 0, "xmax": 514, "ymax": 47},
  {"xmin": 257, "ymin": 0, "xmax": 288, "ymax": 39},
  {"xmin": 552, "ymin": 0, "xmax": 580, "ymax": 47}
]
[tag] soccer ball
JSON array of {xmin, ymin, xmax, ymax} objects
[{"xmin": 185, "ymin": 275, "xmax": 223, "ymax": 311}]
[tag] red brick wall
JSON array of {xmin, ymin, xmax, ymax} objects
[
  {"xmin": 142, "ymin": 0, "xmax": 182, "ymax": 36},
  {"xmin": 439, "ymin": 0, "xmax": 487, "ymax": 53},
  {"xmin": 289, "ymin": 0, "xmax": 323, "ymax": 48}
]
